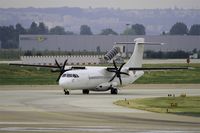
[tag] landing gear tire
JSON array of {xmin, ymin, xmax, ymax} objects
[
  {"xmin": 64, "ymin": 89, "xmax": 70, "ymax": 95},
  {"xmin": 111, "ymin": 88, "xmax": 118, "ymax": 95},
  {"xmin": 82, "ymin": 89, "xmax": 89, "ymax": 94}
]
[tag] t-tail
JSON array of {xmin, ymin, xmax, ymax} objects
[{"xmin": 115, "ymin": 38, "xmax": 164, "ymax": 68}]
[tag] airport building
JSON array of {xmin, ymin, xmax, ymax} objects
[
  {"xmin": 19, "ymin": 35, "xmax": 200, "ymax": 52},
  {"xmin": 19, "ymin": 35, "xmax": 200, "ymax": 65}
]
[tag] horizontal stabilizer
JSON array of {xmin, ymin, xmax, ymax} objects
[{"xmin": 115, "ymin": 42, "xmax": 165, "ymax": 45}]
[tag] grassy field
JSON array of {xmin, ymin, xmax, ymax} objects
[
  {"xmin": 0, "ymin": 64, "xmax": 58, "ymax": 85},
  {"xmin": 135, "ymin": 63, "xmax": 200, "ymax": 84},
  {"xmin": 114, "ymin": 96, "xmax": 200, "ymax": 117},
  {"xmin": 0, "ymin": 63, "xmax": 200, "ymax": 85}
]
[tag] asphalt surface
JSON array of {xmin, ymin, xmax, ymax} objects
[{"xmin": 0, "ymin": 85, "xmax": 200, "ymax": 133}]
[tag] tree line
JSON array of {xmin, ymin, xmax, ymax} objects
[
  {"xmin": 164, "ymin": 22, "xmax": 200, "ymax": 35},
  {"xmin": 0, "ymin": 22, "xmax": 200, "ymax": 49},
  {"xmin": 145, "ymin": 48, "xmax": 200, "ymax": 59},
  {"xmin": 145, "ymin": 50, "xmax": 190, "ymax": 59}
]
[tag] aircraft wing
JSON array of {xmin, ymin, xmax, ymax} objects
[
  {"xmin": 9, "ymin": 63, "xmax": 58, "ymax": 68},
  {"xmin": 9, "ymin": 63, "xmax": 86, "ymax": 70},
  {"xmin": 128, "ymin": 67, "xmax": 190, "ymax": 71},
  {"xmin": 106, "ymin": 67, "xmax": 190, "ymax": 71}
]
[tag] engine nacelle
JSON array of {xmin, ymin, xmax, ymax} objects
[{"xmin": 95, "ymin": 82, "xmax": 117, "ymax": 91}]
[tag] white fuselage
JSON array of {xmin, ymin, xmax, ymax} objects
[
  {"xmin": 59, "ymin": 38, "xmax": 148, "ymax": 92},
  {"xmin": 59, "ymin": 66, "xmax": 144, "ymax": 91}
]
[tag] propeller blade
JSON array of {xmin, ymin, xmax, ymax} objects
[
  {"xmin": 56, "ymin": 74, "xmax": 62, "ymax": 82},
  {"xmin": 113, "ymin": 60, "xmax": 118, "ymax": 70},
  {"xmin": 108, "ymin": 60, "xmax": 128, "ymax": 85},
  {"xmin": 119, "ymin": 76, "xmax": 122, "ymax": 85},
  {"xmin": 119, "ymin": 63, "xmax": 126, "ymax": 71},
  {"xmin": 120, "ymin": 72, "xmax": 129, "ymax": 76},
  {"xmin": 55, "ymin": 59, "xmax": 61, "ymax": 69},
  {"xmin": 63, "ymin": 59, "xmax": 68, "ymax": 68},
  {"xmin": 109, "ymin": 74, "xmax": 117, "ymax": 82},
  {"xmin": 55, "ymin": 59, "xmax": 69, "ymax": 82}
]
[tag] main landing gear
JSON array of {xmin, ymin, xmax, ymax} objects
[
  {"xmin": 64, "ymin": 89, "xmax": 90, "ymax": 95},
  {"xmin": 82, "ymin": 89, "xmax": 89, "ymax": 94},
  {"xmin": 110, "ymin": 87, "xmax": 118, "ymax": 94},
  {"xmin": 63, "ymin": 88, "xmax": 117, "ymax": 95}
]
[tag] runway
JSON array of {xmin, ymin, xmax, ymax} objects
[{"xmin": 0, "ymin": 85, "xmax": 200, "ymax": 133}]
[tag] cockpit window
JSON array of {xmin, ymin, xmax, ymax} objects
[
  {"xmin": 62, "ymin": 74, "xmax": 67, "ymax": 77},
  {"xmin": 67, "ymin": 74, "xmax": 73, "ymax": 77}
]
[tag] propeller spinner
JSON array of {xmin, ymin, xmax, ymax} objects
[
  {"xmin": 107, "ymin": 60, "xmax": 129, "ymax": 85},
  {"xmin": 54, "ymin": 59, "xmax": 71, "ymax": 82}
]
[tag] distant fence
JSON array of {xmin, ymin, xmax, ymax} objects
[{"xmin": 20, "ymin": 55, "xmax": 104, "ymax": 65}]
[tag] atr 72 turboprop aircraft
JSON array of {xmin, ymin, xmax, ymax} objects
[{"xmin": 10, "ymin": 38, "xmax": 189, "ymax": 95}]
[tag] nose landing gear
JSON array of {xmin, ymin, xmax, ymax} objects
[{"xmin": 64, "ymin": 89, "xmax": 70, "ymax": 95}]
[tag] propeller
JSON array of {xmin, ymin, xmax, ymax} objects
[
  {"xmin": 54, "ymin": 59, "xmax": 71, "ymax": 82},
  {"xmin": 107, "ymin": 60, "xmax": 129, "ymax": 85}
]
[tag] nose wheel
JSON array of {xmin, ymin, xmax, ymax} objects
[{"xmin": 64, "ymin": 89, "xmax": 70, "ymax": 95}]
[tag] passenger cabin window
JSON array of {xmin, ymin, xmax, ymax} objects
[
  {"xmin": 62, "ymin": 74, "xmax": 79, "ymax": 78},
  {"xmin": 73, "ymin": 74, "xmax": 79, "ymax": 78}
]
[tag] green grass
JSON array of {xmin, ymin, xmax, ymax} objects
[
  {"xmin": 135, "ymin": 63, "xmax": 200, "ymax": 84},
  {"xmin": 0, "ymin": 64, "xmax": 58, "ymax": 85},
  {"xmin": 114, "ymin": 96, "xmax": 200, "ymax": 117},
  {"xmin": 0, "ymin": 63, "xmax": 200, "ymax": 85}
]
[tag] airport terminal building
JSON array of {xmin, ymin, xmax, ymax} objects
[
  {"xmin": 19, "ymin": 35, "xmax": 200, "ymax": 52},
  {"xmin": 18, "ymin": 35, "xmax": 200, "ymax": 65}
]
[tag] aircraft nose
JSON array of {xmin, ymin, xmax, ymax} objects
[{"xmin": 59, "ymin": 78, "xmax": 68, "ymax": 88}]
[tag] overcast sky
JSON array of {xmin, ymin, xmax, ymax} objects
[{"xmin": 1, "ymin": 0, "xmax": 199, "ymax": 9}]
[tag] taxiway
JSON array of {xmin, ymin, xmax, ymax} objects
[{"xmin": 0, "ymin": 85, "xmax": 199, "ymax": 133}]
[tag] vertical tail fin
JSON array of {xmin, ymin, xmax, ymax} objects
[
  {"xmin": 115, "ymin": 38, "xmax": 164, "ymax": 68},
  {"xmin": 124, "ymin": 38, "xmax": 144, "ymax": 67}
]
